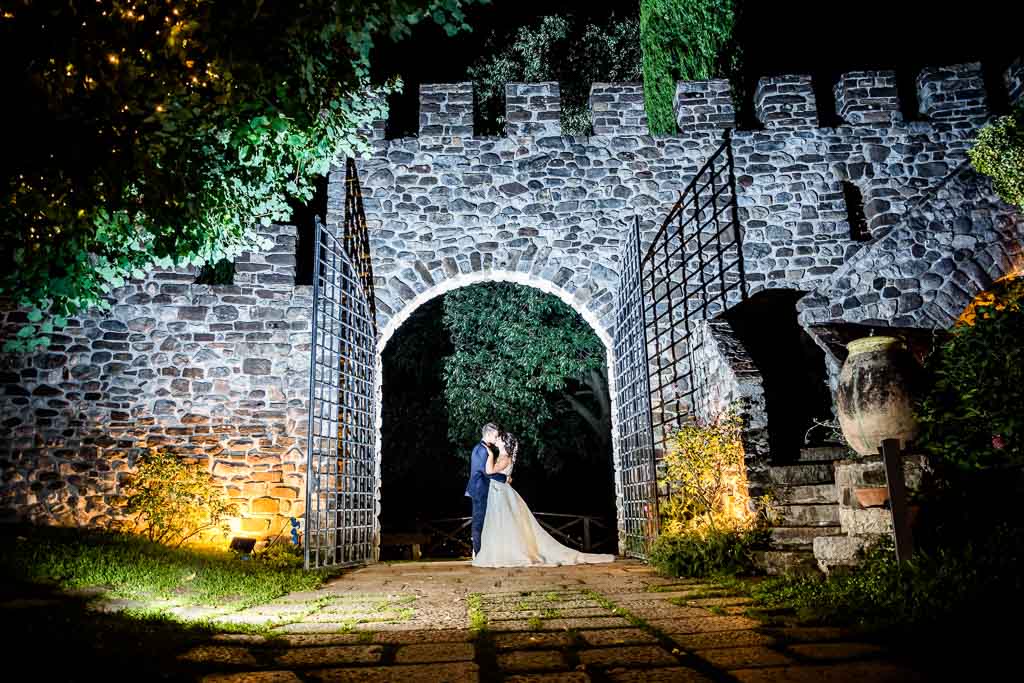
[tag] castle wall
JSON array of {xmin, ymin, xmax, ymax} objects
[{"xmin": 0, "ymin": 225, "xmax": 310, "ymax": 542}]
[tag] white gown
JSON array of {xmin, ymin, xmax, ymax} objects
[{"xmin": 471, "ymin": 460, "xmax": 616, "ymax": 568}]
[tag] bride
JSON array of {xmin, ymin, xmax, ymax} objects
[{"xmin": 472, "ymin": 430, "xmax": 616, "ymax": 568}]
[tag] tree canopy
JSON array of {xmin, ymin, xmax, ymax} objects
[
  {"xmin": 1, "ymin": 0, "xmax": 477, "ymax": 350},
  {"xmin": 467, "ymin": 13, "xmax": 641, "ymax": 135},
  {"xmin": 442, "ymin": 283, "xmax": 610, "ymax": 469}
]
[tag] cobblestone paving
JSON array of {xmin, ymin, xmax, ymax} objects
[{"xmin": 101, "ymin": 560, "xmax": 928, "ymax": 682}]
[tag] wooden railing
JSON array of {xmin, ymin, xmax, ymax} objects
[{"xmin": 399, "ymin": 514, "xmax": 615, "ymax": 558}]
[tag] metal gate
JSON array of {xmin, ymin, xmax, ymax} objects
[
  {"xmin": 305, "ymin": 159, "xmax": 378, "ymax": 569},
  {"xmin": 642, "ymin": 132, "xmax": 747, "ymax": 455},
  {"xmin": 613, "ymin": 218, "xmax": 659, "ymax": 559}
]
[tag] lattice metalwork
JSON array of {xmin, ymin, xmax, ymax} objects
[
  {"xmin": 613, "ymin": 218, "xmax": 659, "ymax": 559},
  {"xmin": 305, "ymin": 161, "xmax": 378, "ymax": 570},
  {"xmin": 642, "ymin": 132, "xmax": 748, "ymax": 456}
]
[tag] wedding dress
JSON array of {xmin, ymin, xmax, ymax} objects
[{"xmin": 471, "ymin": 459, "xmax": 615, "ymax": 568}]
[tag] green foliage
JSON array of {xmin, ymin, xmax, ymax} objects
[
  {"xmin": 969, "ymin": 107, "xmax": 1024, "ymax": 207},
  {"xmin": 2, "ymin": 0, "xmax": 479, "ymax": 350},
  {"xmin": 916, "ymin": 277, "xmax": 1024, "ymax": 470},
  {"xmin": 442, "ymin": 282, "xmax": 608, "ymax": 468},
  {"xmin": 467, "ymin": 14, "xmax": 641, "ymax": 135},
  {"xmin": 752, "ymin": 525, "xmax": 1024, "ymax": 631},
  {"xmin": 254, "ymin": 539, "xmax": 304, "ymax": 570},
  {"xmin": 640, "ymin": 0, "xmax": 738, "ymax": 135},
  {"xmin": 0, "ymin": 525, "xmax": 324, "ymax": 609},
  {"xmin": 194, "ymin": 258, "xmax": 236, "ymax": 286},
  {"xmin": 125, "ymin": 450, "xmax": 238, "ymax": 547},
  {"xmin": 649, "ymin": 527, "xmax": 766, "ymax": 578}
]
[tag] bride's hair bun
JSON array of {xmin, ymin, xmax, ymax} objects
[{"xmin": 499, "ymin": 430, "xmax": 520, "ymax": 463}]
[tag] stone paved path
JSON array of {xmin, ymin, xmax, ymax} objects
[{"xmin": 148, "ymin": 560, "xmax": 930, "ymax": 682}]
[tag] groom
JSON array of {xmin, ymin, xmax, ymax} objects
[{"xmin": 466, "ymin": 422, "xmax": 500, "ymax": 558}]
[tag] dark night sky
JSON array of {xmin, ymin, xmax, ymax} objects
[{"xmin": 372, "ymin": 0, "xmax": 1021, "ymax": 129}]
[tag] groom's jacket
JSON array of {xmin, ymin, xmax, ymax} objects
[{"xmin": 465, "ymin": 441, "xmax": 489, "ymax": 497}]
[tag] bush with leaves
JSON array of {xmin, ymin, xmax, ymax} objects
[
  {"xmin": 969, "ymin": 107, "xmax": 1024, "ymax": 208},
  {"xmin": 916, "ymin": 277, "xmax": 1024, "ymax": 471},
  {"xmin": 468, "ymin": 13, "xmax": 641, "ymax": 135},
  {"xmin": 651, "ymin": 403, "xmax": 770, "ymax": 577},
  {"xmin": 125, "ymin": 451, "xmax": 238, "ymax": 547},
  {"xmin": 640, "ymin": 0, "xmax": 739, "ymax": 135},
  {"xmin": 1, "ymin": 0, "xmax": 476, "ymax": 351}
]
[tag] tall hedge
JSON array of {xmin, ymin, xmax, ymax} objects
[{"xmin": 640, "ymin": 0, "xmax": 737, "ymax": 135}]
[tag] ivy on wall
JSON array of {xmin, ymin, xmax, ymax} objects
[
  {"xmin": 639, "ymin": 0, "xmax": 738, "ymax": 135},
  {"xmin": 969, "ymin": 107, "xmax": 1024, "ymax": 208}
]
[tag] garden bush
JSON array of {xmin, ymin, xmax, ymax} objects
[
  {"xmin": 969, "ymin": 106, "xmax": 1024, "ymax": 208},
  {"xmin": 916, "ymin": 276, "xmax": 1024, "ymax": 471},
  {"xmin": 125, "ymin": 450, "xmax": 238, "ymax": 547},
  {"xmin": 652, "ymin": 403, "xmax": 771, "ymax": 577}
]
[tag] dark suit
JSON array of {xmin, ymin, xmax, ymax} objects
[{"xmin": 467, "ymin": 441, "xmax": 490, "ymax": 554}]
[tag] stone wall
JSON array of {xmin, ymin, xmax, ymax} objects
[{"xmin": 0, "ymin": 225, "xmax": 311, "ymax": 543}]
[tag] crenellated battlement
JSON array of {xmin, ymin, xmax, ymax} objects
[{"xmin": 385, "ymin": 62, "xmax": 1004, "ymax": 141}]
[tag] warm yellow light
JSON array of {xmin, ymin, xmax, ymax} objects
[{"xmin": 107, "ymin": 53, "xmax": 120, "ymax": 66}]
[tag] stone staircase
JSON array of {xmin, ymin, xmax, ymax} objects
[{"xmin": 754, "ymin": 446, "xmax": 849, "ymax": 575}]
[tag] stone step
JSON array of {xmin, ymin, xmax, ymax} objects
[
  {"xmin": 775, "ymin": 503, "xmax": 841, "ymax": 527},
  {"xmin": 768, "ymin": 463, "xmax": 835, "ymax": 486},
  {"xmin": 772, "ymin": 483, "xmax": 836, "ymax": 505},
  {"xmin": 769, "ymin": 526, "xmax": 844, "ymax": 550},
  {"xmin": 799, "ymin": 445, "xmax": 854, "ymax": 463},
  {"xmin": 752, "ymin": 549, "xmax": 820, "ymax": 577},
  {"xmin": 813, "ymin": 535, "xmax": 872, "ymax": 574}
]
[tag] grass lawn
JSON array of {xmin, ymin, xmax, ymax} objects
[{"xmin": 0, "ymin": 523, "xmax": 327, "ymax": 611}]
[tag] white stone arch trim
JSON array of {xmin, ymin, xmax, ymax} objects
[{"xmin": 372, "ymin": 269, "xmax": 624, "ymax": 558}]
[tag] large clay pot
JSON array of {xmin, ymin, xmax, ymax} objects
[{"xmin": 836, "ymin": 336, "xmax": 921, "ymax": 456}]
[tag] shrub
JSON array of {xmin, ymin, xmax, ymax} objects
[
  {"xmin": 649, "ymin": 526, "xmax": 766, "ymax": 577},
  {"xmin": 640, "ymin": 0, "xmax": 738, "ymax": 135},
  {"xmin": 969, "ymin": 107, "xmax": 1024, "ymax": 207},
  {"xmin": 652, "ymin": 403, "xmax": 770, "ymax": 577},
  {"xmin": 916, "ymin": 277, "xmax": 1024, "ymax": 470},
  {"xmin": 125, "ymin": 451, "xmax": 238, "ymax": 547}
]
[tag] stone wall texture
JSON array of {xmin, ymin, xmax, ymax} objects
[
  {"xmin": 2, "ymin": 59, "xmax": 1022, "ymax": 547},
  {"xmin": 0, "ymin": 225, "xmax": 311, "ymax": 541}
]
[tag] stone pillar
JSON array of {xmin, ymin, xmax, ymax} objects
[
  {"xmin": 589, "ymin": 83, "xmax": 648, "ymax": 136},
  {"xmin": 916, "ymin": 63, "xmax": 988, "ymax": 125},
  {"xmin": 418, "ymin": 82, "xmax": 474, "ymax": 138},
  {"xmin": 505, "ymin": 82, "xmax": 561, "ymax": 138},
  {"xmin": 674, "ymin": 79, "xmax": 735, "ymax": 133},
  {"xmin": 1006, "ymin": 57, "xmax": 1024, "ymax": 107},
  {"xmin": 834, "ymin": 70, "xmax": 901, "ymax": 125},
  {"xmin": 754, "ymin": 75, "xmax": 818, "ymax": 129}
]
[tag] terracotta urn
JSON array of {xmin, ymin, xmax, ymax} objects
[
  {"xmin": 836, "ymin": 336, "xmax": 921, "ymax": 456},
  {"xmin": 853, "ymin": 486, "xmax": 889, "ymax": 508}
]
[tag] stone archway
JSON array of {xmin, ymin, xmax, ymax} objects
[{"xmin": 372, "ymin": 269, "xmax": 624, "ymax": 555}]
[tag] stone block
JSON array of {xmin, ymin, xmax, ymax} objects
[
  {"xmin": 589, "ymin": 83, "xmax": 648, "ymax": 136},
  {"xmin": 419, "ymin": 82, "xmax": 473, "ymax": 138},
  {"xmin": 754, "ymin": 75, "xmax": 817, "ymax": 128},
  {"xmin": 916, "ymin": 62, "xmax": 988, "ymax": 124},
  {"xmin": 674, "ymin": 79, "xmax": 735, "ymax": 132},
  {"xmin": 505, "ymin": 82, "xmax": 561, "ymax": 138},
  {"xmin": 239, "ymin": 517, "xmax": 270, "ymax": 532},
  {"xmin": 813, "ymin": 534, "xmax": 872, "ymax": 573},
  {"xmin": 834, "ymin": 70, "xmax": 901, "ymax": 125}
]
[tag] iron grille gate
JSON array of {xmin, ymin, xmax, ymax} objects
[
  {"xmin": 305, "ymin": 159, "xmax": 378, "ymax": 570},
  {"xmin": 643, "ymin": 132, "xmax": 748, "ymax": 455},
  {"xmin": 613, "ymin": 218, "xmax": 659, "ymax": 559}
]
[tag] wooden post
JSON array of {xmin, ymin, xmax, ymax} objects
[
  {"xmin": 879, "ymin": 438, "xmax": 914, "ymax": 562},
  {"xmin": 583, "ymin": 517, "xmax": 592, "ymax": 552}
]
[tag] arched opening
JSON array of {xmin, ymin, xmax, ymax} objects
[
  {"xmin": 375, "ymin": 274, "xmax": 621, "ymax": 559},
  {"xmin": 724, "ymin": 289, "xmax": 835, "ymax": 463}
]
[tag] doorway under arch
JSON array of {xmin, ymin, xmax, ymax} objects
[{"xmin": 372, "ymin": 270, "xmax": 625, "ymax": 557}]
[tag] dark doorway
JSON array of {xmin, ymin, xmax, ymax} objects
[{"xmin": 724, "ymin": 290, "xmax": 834, "ymax": 463}]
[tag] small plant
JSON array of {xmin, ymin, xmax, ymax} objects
[
  {"xmin": 125, "ymin": 450, "xmax": 238, "ymax": 547},
  {"xmin": 254, "ymin": 540, "xmax": 303, "ymax": 570},
  {"xmin": 467, "ymin": 593, "xmax": 487, "ymax": 631},
  {"xmin": 649, "ymin": 527, "xmax": 767, "ymax": 578},
  {"xmin": 969, "ymin": 107, "xmax": 1024, "ymax": 208}
]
